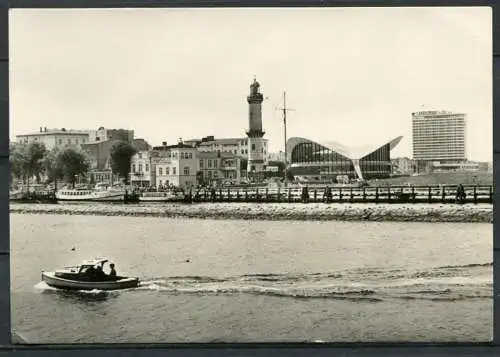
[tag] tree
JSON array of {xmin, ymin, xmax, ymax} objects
[
  {"xmin": 57, "ymin": 147, "xmax": 90, "ymax": 187},
  {"xmin": 109, "ymin": 140, "xmax": 137, "ymax": 184},
  {"xmin": 43, "ymin": 147, "xmax": 64, "ymax": 187},
  {"xmin": 25, "ymin": 142, "xmax": 47, "ymax": 184},
  {"xmin": 9, "ymin": 143, "xmax": 27, "ymax": 184}
]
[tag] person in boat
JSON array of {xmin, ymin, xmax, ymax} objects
[
  {"xmin": 109, "ymin": 263, "xmax": 117, "ymax": 279},
  {"xmin": 83, "ymin": 265, "xmax": 97, "ymax": 280},
  {"xmin": 95, "ymin": 265, "xmax": 107, "ymax": 280}
]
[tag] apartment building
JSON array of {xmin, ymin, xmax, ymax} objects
[
  {"xmin": 130, "ymin": 150, "xmax": 155, "ymax": 187},
  {"xmin": 198, "ymin": 151, "xmax": 241, "ymax": 186},
  {"xmin": 16, "ymin": 127, "xmax": 90, "ymax": 150},
  {"xmin": 412, "ymin": 110, "xmax": 466, "ymax": 172},
  {"xmin": 153, "ymin": 143, "xmax": 198, "ymax": 190}
]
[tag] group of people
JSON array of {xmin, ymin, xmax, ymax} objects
[{"xmin": 84, "ymin": 263, "xmax": 117, "ymax": 281}]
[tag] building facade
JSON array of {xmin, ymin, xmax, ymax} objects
[
  {"xmin": 88, "ymin": 127, "xmax": 134, "ymax": 143},
  {"xmin": 412, "ymin": 110, "xmax": 467, "ymax": 172},
  {"xmin": 153, "ymin": 143, "xmax": 198, "ymax": 190},
  {"xmin": 197, "ymin": 137, "xmax": 248, "ymax": 156},
  {"xmin": 16, "ymin": 127, "xmax": 90, "ymax": 150},
  {"xmin": 286, "ymin": 136, "xmax": 403, "ymax": 182},
  {"xmin": 130, "ymin": 150, "xmax": 155, "ymax": 186},
  {"xmin": 198, "ymin": 151, "xmax": 241, "ymax": 186},
  {"xmin": 391, "ymin": 157, "xmax": 416, "ymax": 176}
]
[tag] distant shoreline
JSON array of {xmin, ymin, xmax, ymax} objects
[{"xmin": 9, "ymin": 202, "xmax": 492, "ymax": 223}]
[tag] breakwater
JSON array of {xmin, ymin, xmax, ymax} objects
[{"xmin": 9, "ymin": 202, "xmax": 492, "ymax": 223}]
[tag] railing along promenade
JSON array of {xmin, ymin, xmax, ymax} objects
[{"xmin": 184, "ymin": 184, "xmax": 493, "ymax": 204}]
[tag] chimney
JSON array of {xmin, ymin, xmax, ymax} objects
[
  {"xmin": 162, "ymin": 141, "xmax": 167, "ymax": 146},
  {"xmin": 39, "ymin": 127, "xmax": 42, "ymax": 132},
  {"xmin": 44, "ymin": 127, "xmax": 47, "ymax": 132}
]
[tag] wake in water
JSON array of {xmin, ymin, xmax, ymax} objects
[{"xmin": 34, "ymin": 263, "xmax": 493, "ymax": 303}]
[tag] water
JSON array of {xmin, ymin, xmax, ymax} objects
[{"xmin": 11, "ymin": 213, "xmax": 492, "ymax": 343}]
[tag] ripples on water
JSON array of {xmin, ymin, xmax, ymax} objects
[
  {"xmin": 12, "ymin": 214, "xmax": 493, "ymax": 343},
  {"xmin": 34, "ymin": 262, "xmax": 492, "ymax": 303}
]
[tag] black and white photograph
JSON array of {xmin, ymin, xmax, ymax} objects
[{"xmin": 9, "ymin": 7, "xmax": 492, "ymax": 343}]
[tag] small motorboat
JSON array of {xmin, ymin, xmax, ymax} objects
[{"xmin": 41, "ymin": 258, "xmax": 140, "ymax": 291}]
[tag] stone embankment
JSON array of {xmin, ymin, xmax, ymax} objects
[{"xmin": 9, "ymin": 202, "xmax": 493, "ymax": 223}]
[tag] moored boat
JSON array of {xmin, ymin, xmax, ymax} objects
[
  {"xmin": 139, "ymin": 190, "xmax": 184, "ymax": 202},
  {"xmin": 55, "ymin": 183, "xmax": 126, "ymax": 202},
  {"xmin": 41, "ymin": 258, "xmax": 140, "ymax": 291}
]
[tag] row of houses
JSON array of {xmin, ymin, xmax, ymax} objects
[
  {"xmin": 129, "ymin": 142, "xmax": 246, "ymax": 189},
  {"xmin": 15, "ymin": 127, "xmax": 285, "ymax": 189}
]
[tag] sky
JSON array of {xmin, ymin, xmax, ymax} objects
[{"xmin": 9, "ymin": 7, "xmax": 492, "ymax": 161}]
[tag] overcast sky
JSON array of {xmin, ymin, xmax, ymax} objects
[{"xmin": 9, "ymin": 7, "xmax": 492, "ymax": 161}]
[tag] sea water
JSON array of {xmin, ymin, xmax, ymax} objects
[{"xmin": 11, "ymin": 213, "xmax": 492, "ymax": 343}]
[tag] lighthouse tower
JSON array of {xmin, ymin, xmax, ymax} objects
[{"xmin": 246, "ymin": 77, "xmax": 267, "ymax": 181}]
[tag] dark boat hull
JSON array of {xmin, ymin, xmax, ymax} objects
[{"xmin": 41, "ymin": 272, "xmax": 139, "ymax": 291}]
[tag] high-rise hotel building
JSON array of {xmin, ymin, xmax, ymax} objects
[{"xmin": 411, "ymin": 110, "xmax": 467, "ymax": 172}]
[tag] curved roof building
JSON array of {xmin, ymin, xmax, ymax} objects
[{"xmin": 286, "ymin": 136, "xmax": 403, "ymax": 181}]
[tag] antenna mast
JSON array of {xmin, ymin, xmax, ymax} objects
[{"xmin": 276, "ymin": 91, "xmax": 295, "ymax": 186}]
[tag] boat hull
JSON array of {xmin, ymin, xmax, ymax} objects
[
  {"xmin": 41, "ymin": 271, "xmax": 139, "ymax": 291},
  {"xmin": 55, "ymin": 193, "xmax": 125, "ymax": 202},
  {"xmin": 139, "ymin": 196, "xmax": 183, "ymax": 202}
]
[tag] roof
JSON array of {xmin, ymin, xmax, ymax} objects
[
  {"xmin": 286, "ymin": 136, "xmax": 403, "ymax": 161},
  {"xmin": 17, "ymin": 130, "xmax": 90, "ymax": 137},
  {"xmin": 152, "ymin": 143, "xmax": 197, "ymax": 150},
  {"xmin": 198, "ymin": 138, "xmax": 244, "ymax": 146},
  {"xmin": 81, "ymin": 258, "xmax": 108, "ymax": 266}
]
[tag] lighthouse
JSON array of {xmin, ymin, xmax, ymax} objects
[{"xmin": 246, "ymin": 77, "xmax": 267, "ymax": 180}]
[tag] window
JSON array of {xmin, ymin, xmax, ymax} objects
[
  {"xmin": 138, "ymin": 153, "xmax": 142, "ymax": 159},
  {"xmin": 252, "ymin": 144, "xmax": 256, "ymax": 151},
  {"xmin": 145, "ymin": 164, "xmax": 149, "ymax": 172},
  {"xmin": 59, "ymin": 139, "xmax": 63, "ymax": 145},
  {"xmin": 132, "ymin": 164, "xmax": 136, "ymax": 173},
  {"xmin": 173, "ymin": 167, "xmax": 176, "ymax": 175},
  {"xmin": 214, "ymin": 160, "xmax": 218, "ymax": 169},
  {"xmin": 188, "ymin": 153, "xmax": 193, "ymax": 159},
  {"xmin": 213, "ymin": 171, "xmax": 218, "ymax": 178},
  {"xmin": 159, "ymin": 167, "xmax": 163, "ymax": 176},
  {"xmin": 166, "ymin": 167, "xmax": 170, "ymax": 175},
  {"xmin": 76, "ymin": 140, "xmax": 79, "ymax": 144},
  {"xmin": 184, "ymin": 167, "xmax": 190, "ymax": 175},
  {"xmin": 68, "ymin": 139, "xmax": 72, "ymax": 144},
  {"xmin": 139, "ymin": 164, "xmax": 143, "ymax": 173},
  {"xmin": 199, "ymin": 159, "xmax": 203, "ymax": 168},
  {"xmin": 208, "ymin": 160, "xmax": 212, "ymax": 168}
]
